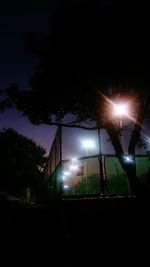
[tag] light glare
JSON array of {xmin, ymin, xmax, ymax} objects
[
  {"xmin": 113, "ymin": 103, "xmax": 129, "ymax": 116},
  {"xmin": 124, "ymin": 155, "xmax": 134, "ymax": 163},
  {"xmin": 70, "ymin": 164, "xmax": 78, "ymax": 171},
  {"xmin": 63, "ymin": 171, "xmax": 71, "ymax": 176},
  {"xmin": 82, "ymin": 139, "xmax": 95, "ymax": 149}
]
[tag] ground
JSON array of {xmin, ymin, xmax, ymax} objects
[{"xmin": 1, "ymin": 194, "xmax": 149, "ymax": 266}]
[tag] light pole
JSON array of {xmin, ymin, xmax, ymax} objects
[
  {"xmin": 82, "ymin": 139, "xmax": 95, "ymax": 194},
  {"xmin": 98, "ymin": 128, "xmax": 105, "ymax": 197},
  {"xmin": 112, "ymin": 101, "xmax": 131, "ymax": 193},
  {"xmin": 82, "ymin": 139, "xmax": 95, "ymax": 157},
  {"xmin": 113, "ymin": 102, "xmax": 129, "ymax": 153}
]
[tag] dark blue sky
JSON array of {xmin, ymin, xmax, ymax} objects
[
  {"xmin": 0, "ymin": 0, "xmax": 110, "ymax": 154},
  {"xmin": 0, "ymin": 0, "xmax": 148, "ymax": 156},
  {"xmin": 0, "ymin": 0, "xmax": 58, "ymax": 154}
]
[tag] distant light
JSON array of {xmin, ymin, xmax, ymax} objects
[
  {"xmin": 70, "ymin": 164, "xmax": 78, "ymax": 171},
  {"xmin": 62, "ymin": 175, "xmax": 66, "ymax": 180},
  {"xmin": 123, "ymin": 155, "xmax": 134, "ymax": 163},
  {"xmin": 71, "ymin": 157, "xmax": 77, "ymax": 163},
  {"xmin": 82, "ymin": 139, "xmax": 95, "ymax": 149},
  {"xmin": 64, "ymin": 185, "xmax": 69, "ymax": 189},
  {"xmin": 62, "ymin": 171, "xmax": 71, "ymax": 181},
  {"xmin": 63, "ymin": 171, "xmax": 71, "ymax": 176}
]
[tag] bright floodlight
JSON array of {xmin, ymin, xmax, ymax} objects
[
  {"xmin": 62, "ymin": 171, "xmax": 71, "ymax": 180},
  {"xmin": 71, "ymin": 157, "xmax": 77, "ymax": 163},
  {"xmin": 64, "ymin": 185, "xmax": 69, "ymax": 189},
  {"xmin": 124, "ymin": 155, "xmax": 134, "ymax": 163},
  {"xmin": 113, "ymin": 103, "xmax": 129, "ymax": 117},
  {"xmin": 82, "ymin": 139, "xmax": 95, "ymax": 149},
  {"xmin": 70, "ymin": 164, "xmax": 78, "ymax": 171}
]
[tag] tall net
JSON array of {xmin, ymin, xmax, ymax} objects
[{"xmin": 44, "ymin": 126, "xmax": 150, "ymax": 199}]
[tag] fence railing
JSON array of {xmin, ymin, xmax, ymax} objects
[
  {"xmin": 47, "ymin": 154, "xmax": 150, "ymax": 199},
  {"xmin": 44, "ymin": 126, "xmax": 150, "ymax": 199}
]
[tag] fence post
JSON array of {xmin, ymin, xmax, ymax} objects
[
  {"xmin": 98, "ymin": 128, "xmax": 105, "ymax": 197},
  {"xmin": 59, "ymin": 125, "xmax": 64, "ymax": 199}
]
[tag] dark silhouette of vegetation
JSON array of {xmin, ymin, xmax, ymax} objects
[
  {"xmin": 0, "ymin": 128, "xmax": 47, "ymax": 201},
  {"xmin": 0, "ymin": 0, "xmax": 150, "ymax": 196}
]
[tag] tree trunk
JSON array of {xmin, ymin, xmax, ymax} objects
[
  {"xmin": 117, "ymin": 154, "xmax": 144, "ymax": 196},
  {"xmin": 106, "ymin": 122, "xmax": 145, "ymax": 196}
]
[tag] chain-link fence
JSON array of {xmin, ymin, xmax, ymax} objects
[
  {"xmin": 44, "ymin": 126, "xmax": 150, "ymax": 199},
  {"xmin": 62, "ymin": 156, "xmax": 101, "ymax": 197},
  {"xmin": 44, "ymin": 126, "xmax": 62, "ymax": 179}
]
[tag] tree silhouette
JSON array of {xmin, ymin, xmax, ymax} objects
[
  {"xmin": 0, "ymin": 128, "xmax": 47, "ymax": 200},
  {"xmin": 0, "ymin": 0, "xmax": 150, "ymax": 195}
]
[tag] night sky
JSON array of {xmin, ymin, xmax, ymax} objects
[
  {"xmin": 0, "ymin": 0, "xmax": 111, "ymax": 155},
  {"xmin": 0, "ymin": 0, "xmax": 58, "ymax": 154},
  {"xmin": 0, "ymin": 1, "xmax": 149, "ymax": 155}
]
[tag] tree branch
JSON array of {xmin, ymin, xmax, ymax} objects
[
  {"xmin": 128, "ymin": 114, "xmax": 143, "ymax": 155},
  {"xmin": 48, "ymin": 121, "xmax": 99, "ymax": 130}
]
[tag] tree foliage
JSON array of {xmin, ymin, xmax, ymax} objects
[
  {"xmin": 1, "ymin": 1, "xmax": 150, "ymax": 124},
  {"xmin": 0, "ymin": 0, "xmax": 150, "ymax": 195},
  {"xmin": 0, "ymin": 128, "xmax": 47, "ymax": 198}
]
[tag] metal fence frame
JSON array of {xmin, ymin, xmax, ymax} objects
[{"xmin": 44, "ymin": 126, "xmax": 150, "ymax": 199}]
